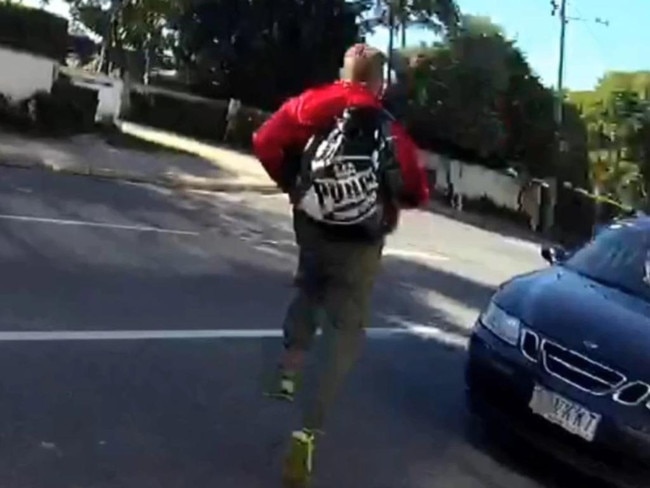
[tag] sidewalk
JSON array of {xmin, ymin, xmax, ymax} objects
[
  {"xmin": 426, "ymin": 199, "xmax": 551, "ymax": 246},
  {"xmin": 0, "ymin": 121, "xmax": 279, "ymax": 193},
  {"xmin": 0, "ymin": 123, "xmax": 552, "ymax": 246}
]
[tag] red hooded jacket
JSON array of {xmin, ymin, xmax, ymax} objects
[{"xmin": 252, "ymin": 81, "xmax": 430, "ymax": 213}]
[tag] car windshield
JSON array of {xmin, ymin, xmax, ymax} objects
[{"xmin": 563, "ymin": 222, "xmax": 650, "ymax": 302}]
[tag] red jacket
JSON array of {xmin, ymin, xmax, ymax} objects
[{"xmin": 252, "ymin": 81, "xmax": 430, "ymax": 210}]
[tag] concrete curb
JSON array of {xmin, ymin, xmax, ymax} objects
[{"xmin": 0, "ymin": 155, "xmax": 282, "ymax": 195}]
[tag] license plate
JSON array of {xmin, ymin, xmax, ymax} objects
[{"xmin": 529, "ymin": 385, "xmax": 601, "ymax": 442}]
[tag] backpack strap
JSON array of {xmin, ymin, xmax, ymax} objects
[{"xmin": 289, "ymin": 117, "xmax": 340, "ymax": 206}]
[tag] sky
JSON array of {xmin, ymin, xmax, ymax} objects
[
  {"xmin": 24, "ymin": 0, "xmax": 650, "ymax": 92},
  {"xmin": 367, "ymin": 0, "xmax": 650, "ymax": 91}
]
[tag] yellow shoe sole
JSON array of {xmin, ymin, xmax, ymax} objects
[{"xmin": 281, "ymin": 431, "xmax": 314, "ymax": 488}]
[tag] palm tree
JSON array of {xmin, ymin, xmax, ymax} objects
[
  {"xmin": 394, "ymin": 0, "xmax": 461, "ymax": 47},
  {"xmin": 358, "ymin": 0, "xmax": 460, "ymax": 85}
]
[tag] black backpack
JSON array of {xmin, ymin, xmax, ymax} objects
[{"xmin": 293, "ymin": 106, "xmax": 403, "ymax": 240}]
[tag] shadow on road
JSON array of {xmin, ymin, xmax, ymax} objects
[
  {"xmin": 382, "ymin": 255, "xmax": 497, "ymax": 312},
  {"xmin": 341, "ymin": 335, "xmax": 616, "ymax": 488},
  {"xmin": 0, "ymin": 169, "xmax": 613, "ymax": 487},
  {"xmin": 0, "ymin": 332, "xmax": 613, "ymax": 488},
  {"xmin": 0, "ymin": 256, "xmax": 612, "ymax": 488}
]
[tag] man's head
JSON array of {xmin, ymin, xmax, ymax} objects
[{"xmin": 340, "ymin": 43, "xmax": 386, "ymax": 96}]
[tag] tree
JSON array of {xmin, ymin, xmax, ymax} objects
[
  {"xmin": 397, "ymin": 15, "xmax": 589, "ymax": 183},
  {"xmin": 459, "ymin": 13, "xmax": 504, "ymax": 36},
  {"xmin": 397, "ymin": 32, "xmax": 507, "ymax": 161},
  {"xmin": 176, "ymin": 0, "xmax": 361, "ymax": 109},
  {"xmin": 62, "ymin": 0, "xmax": 179, "ymax": 77},
  {"xmin": 394, "ymin": 0, "xmax": 461, "ymax": 46},
  {"xmin": 567, "ymin": 72, "xmax": 650, "ymax": 206},
  {"xmin": 358, "ymin": 0, "xmax": 461, "ymax": 76}
]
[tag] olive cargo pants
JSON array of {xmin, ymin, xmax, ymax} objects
[{"xmin": 283, "ymin": 210, "xmax": 383, "ymax": 431}]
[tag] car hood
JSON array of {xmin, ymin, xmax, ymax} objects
[{"xmin": 496, "ymin": 267, "xmax": 650, "ymax": 378}]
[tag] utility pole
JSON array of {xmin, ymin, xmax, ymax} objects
[
  {"xmin": 552, "ymin": 0, "xmax": 568, "ymax": 140},
  {"xmin": 400, "ymin": 0, "xmax": 407, "ymax": 48},
  {"xmin": 550, "ymin": 0, "xmax": 610, "ymax": 232},
  {"xmin": 551, "ymin": 0, "xmax": 610, "ymax": 143},
  {"xmin": 386, "ymin": 1, "xmax": 395, "ymax": 85}
]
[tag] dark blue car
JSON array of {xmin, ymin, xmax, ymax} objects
[{"xmin": 466, "ymin": 217, "xmax": 650, "ymax": 487}]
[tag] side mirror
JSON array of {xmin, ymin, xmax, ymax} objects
[{"xmin": 541, "ymin": 245, "xmax": 567, "ymax": 265}]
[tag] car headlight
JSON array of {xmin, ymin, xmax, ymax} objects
[{"xmin": 479, "ymin": 301, "xmax": 521, "ymax": 346}]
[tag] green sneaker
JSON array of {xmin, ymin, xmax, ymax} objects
[
  {"xmin": 281, "ymin": 429, "xmax": 316, "ymax": 488},
  {"xmin": 265, "ymin": 368, "xmax": 299, "ymax": 402}
]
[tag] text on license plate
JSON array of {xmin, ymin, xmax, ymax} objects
[{"xmin": 529, "ymin": 385, "xmax": 601, "ymax": 442}]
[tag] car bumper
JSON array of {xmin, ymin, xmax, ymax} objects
[{"xmin": 466, "ymin": 324, "xmax": 650, "ymax": 487}]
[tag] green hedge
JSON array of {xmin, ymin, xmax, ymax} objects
[
  {"xmin": 462, "ymin": 195, "xmax": 531, "ymax": 228},
  {"xmin": 126, "ymin": 89, "xmax": 230, "ymax": 143},
  {"xmin": 0, "ymin": 75, "xmax": 98, "ymax": 136},
  {"xmin": 0, "ymin": 4, "xmax": 68, "ymax": 61},
  {"xmin": 125, "ymin": 87, "xmax": 270, "ymax": 151},
  {"xmin": 553, "ymin": 185, "xmax": 633, "ymax": 246},
  {"xmin": 38, "ymin": 75, "xmax": 99, "ymax": 134},
  {"xmin": 227, "ymin": 106, "xmax": 270, "ymax": 149}
]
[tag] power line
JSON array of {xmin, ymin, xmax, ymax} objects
[
  {"xmin": 551, "ymin": 0, "xmax": 609, "ymax": 141},
  {"xmin": 569, "ymin": 5, "xmax": 612, "ymax": 64},
  {"xmin": 551, "ymin": 0, "xmax": 567, "ymax": 128}
]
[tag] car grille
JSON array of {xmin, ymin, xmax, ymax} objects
[
  {"xmin": 520, "ymin": 329, "xmax": 540, "ymax": 362},
  {"xmin": 541, "ymin": 340, "xmax": 626, "ymax": 395},
  {"xmin": 614, "ymin": 382, "xmax": 650, "ymax": 406}
]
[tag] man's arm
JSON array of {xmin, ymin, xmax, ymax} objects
[
  {"xmin": 252, "ymin": 99, "xmax": 303, "ymax": 190},
  {"xmin": 390, "ymin": 121, "xmax": 430, "ymax": 208},
  {"xmin": 252, "ymin": 85, "xmax": 350, "ymax": 192}
]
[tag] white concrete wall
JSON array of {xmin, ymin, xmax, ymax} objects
[
  {"xmin": 420, "ymin": 149, "xmax": 556, "ymax": 231},
  {"xmin": 60, "ymin": 67, "xmax": 124, "ymax": 122},
  {"xmin": 0, "ymin": 47, "xmax": 57, "ymax": 102},
  {"xmin": 420, "ymin": 150, "xmax": 521, "ymax": 211}
]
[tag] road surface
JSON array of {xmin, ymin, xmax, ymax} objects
[{"xmin": 0, "ymin": 167, "xmax": 613, "ymax": 488}]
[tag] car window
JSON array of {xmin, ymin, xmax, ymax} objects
[{"xmin": 564, "ymin": 222, "xmax": 650, "ymax": 302}]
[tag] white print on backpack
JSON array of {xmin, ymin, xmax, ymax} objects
[
  {"xmin": 317, "ymin": 163, "xmax": 378, "ymax": 219},
  {"xmin": 300, "ymin": 160, "xmax": 380, "ymax": 224},
  {"xmin": 298, "ymin": 111, "xmax": 387, "ymax": 226}
]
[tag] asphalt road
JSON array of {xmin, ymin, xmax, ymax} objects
[{"xmin": 0, "ymin": 167, "xmax": 615, "ymax": 488}]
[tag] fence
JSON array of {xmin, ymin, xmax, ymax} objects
[
  {"xmin": 419, "ymin": 150, "xmax": 555, "ymax": 232},
  {"xmin": 8, "ymin": 61, "xmax": 635, "ymax": 242}
]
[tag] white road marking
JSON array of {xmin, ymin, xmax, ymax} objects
[
  {"xmin": 384, "ymin": 248, "xmax": 449, "ymax": 262},
  {"xmin": 260, "ymin": 239, "xmax": 295, "ymax": 248},
  {"xmin": 0, "ymin": 326, "xmax": 466, "ymax": 343},
  {"xmin": 0, "ymin": 214, "xmax": 199, "ymax": 236},
  {"xmin": 383, "ymin": 315, "xmax": 469, "ymax": 348},
  {"xmin": 256, "ymin": 244, "xmax": 292, "ymax": 259},
  {"xmin": 501, "ymin": 237, "xmax": 540, "ymax": 252},
  {"xmin": 384, "ymin": 317, "xmax": 469, "ymax": 348}
]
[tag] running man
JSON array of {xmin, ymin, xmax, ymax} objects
[{"xmin": 252, "ymin": 43, "xmax": 430, "ymax": 486}]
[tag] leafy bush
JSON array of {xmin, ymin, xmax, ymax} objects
[
  {"xmin": 124, "ymin": 87, "xmax": 271, "ymax": 151},
  {"xmin": 36, "ymin": 76, "xmax": 98, "ymax": 135},
  {"xmin": 0, "ymin": 3, "xmax": 67, "ymax": 61},
  {"xmin": 227, "ymin": 105, "xmax": 270, "ymax": 151},
  {"xmin": 0, "ymin": 92, "xmax": 31, "ymax": 130},
  {"xmin": 0, "ymin": 76, "xmax": 98, "ymax": 136},
  {"xmin": 553, "ymin": 185, "xmax": 631, "ymax": 246},
  {"xmin": 126, "ymin": 89, "xmax": 229, "ymax": 143}
]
